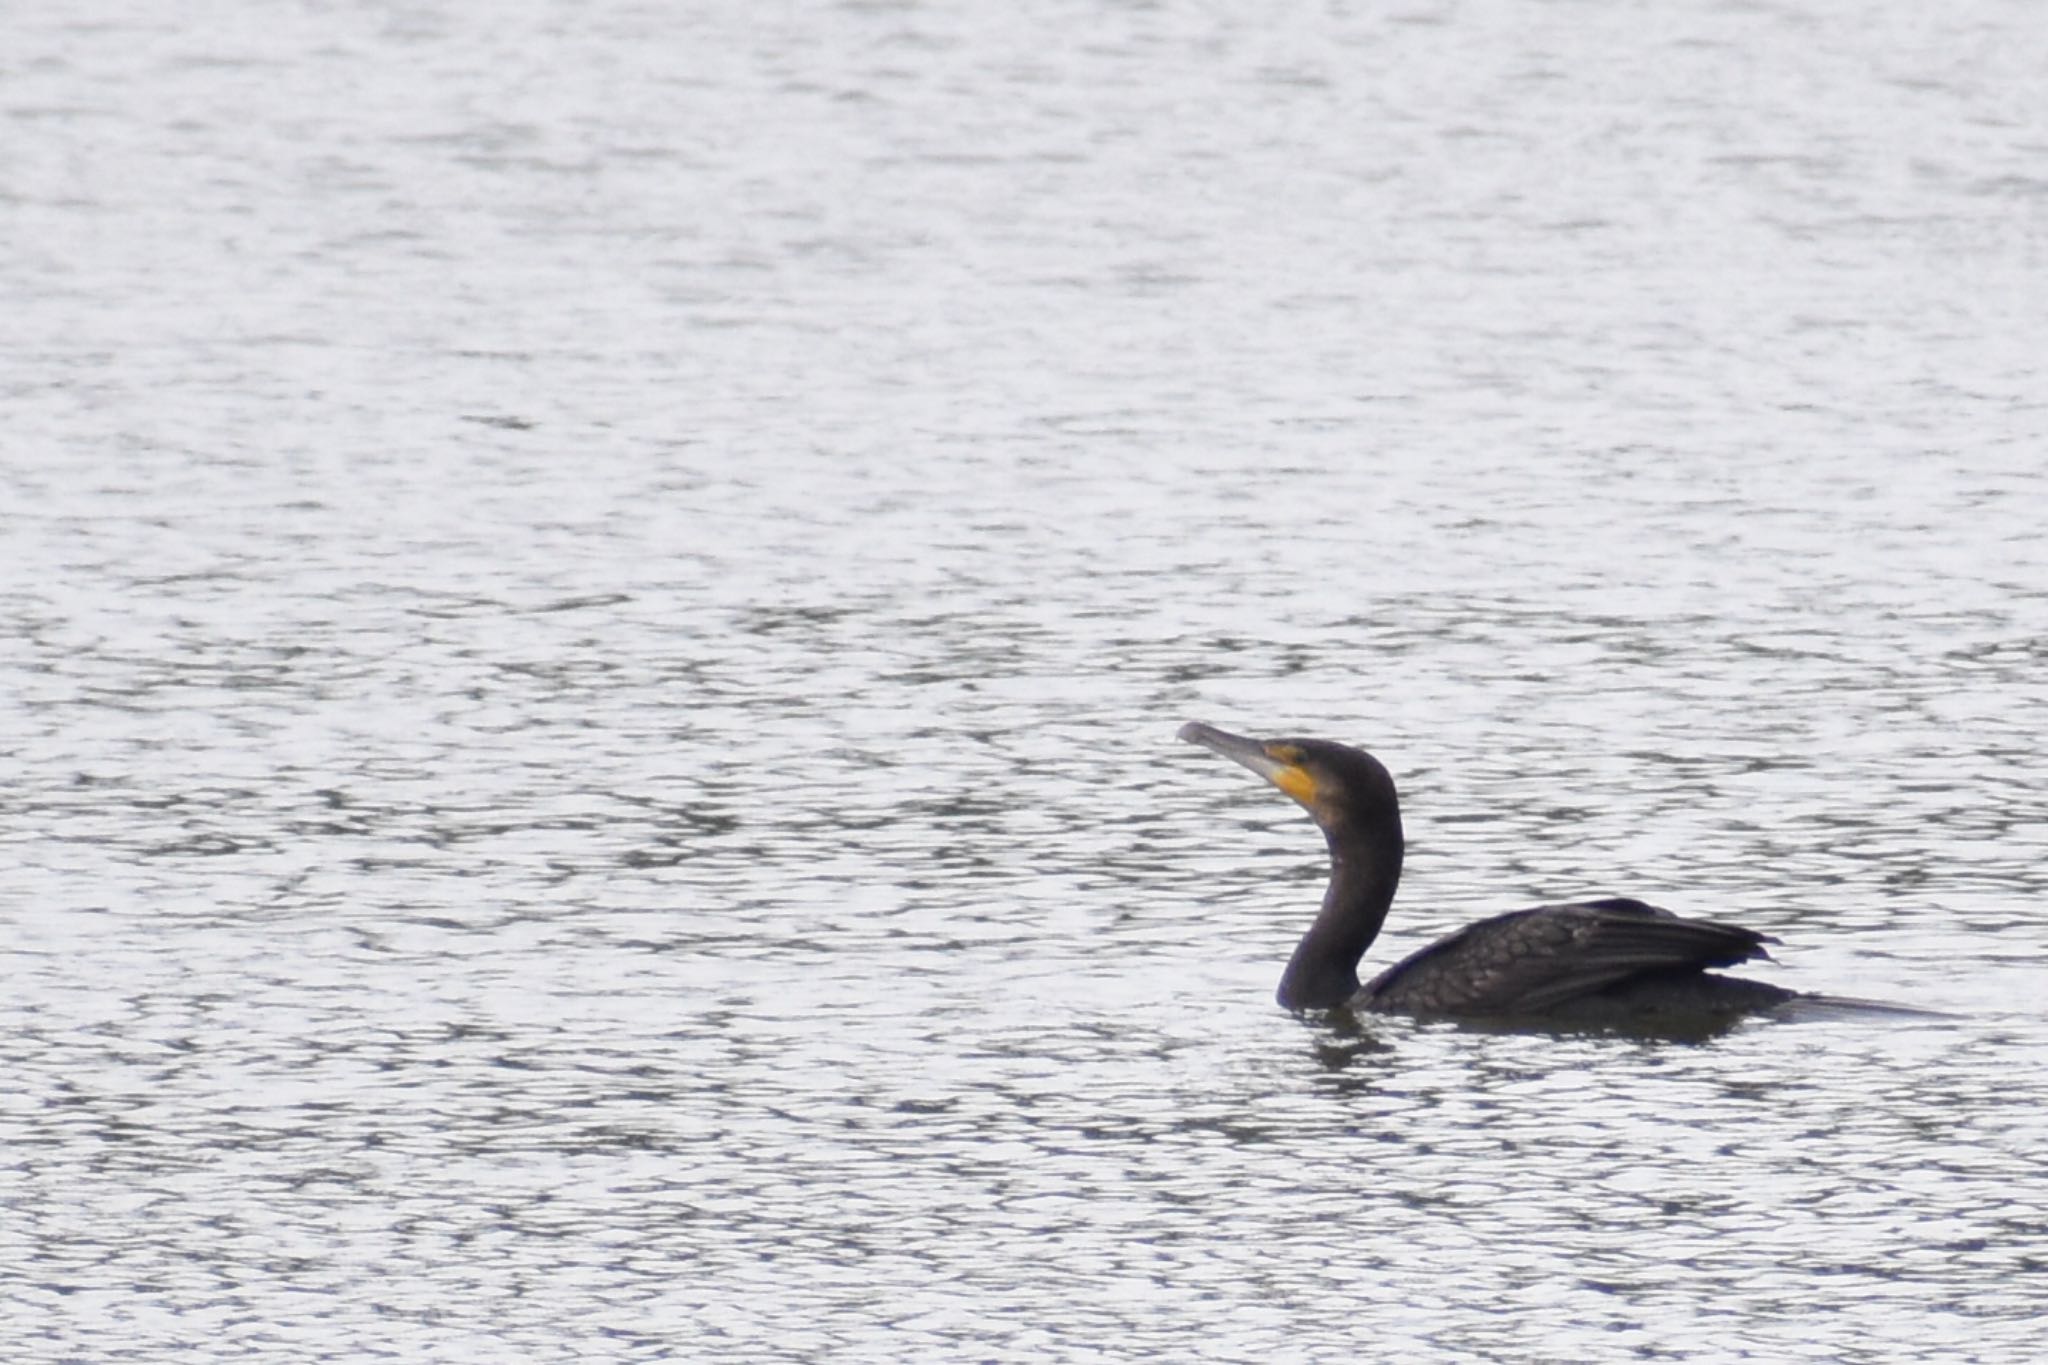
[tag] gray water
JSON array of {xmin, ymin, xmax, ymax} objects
[{"xmin": 6, "ymin": 2, "xmax": 2048, "ymax": 1360}]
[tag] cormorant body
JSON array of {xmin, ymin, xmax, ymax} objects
[{"xmin": 1179, "ymin": 721, "xmax": 1801, "ymax": 1024}]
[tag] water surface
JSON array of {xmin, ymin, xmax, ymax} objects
[{"xmin": 5, "ymin": 2, "xmax": 2047, "ymax": 1360}]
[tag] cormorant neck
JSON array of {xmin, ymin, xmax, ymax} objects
[{"xmin": 1276, "ymin": 822, "xmax": 1403, "ymax": 1011}]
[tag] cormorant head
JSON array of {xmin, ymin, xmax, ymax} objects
[{"xmin": 1177, "ymin": 721, "xmax": 1399, "ymax": 838}]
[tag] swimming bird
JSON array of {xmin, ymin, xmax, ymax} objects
[{"xmin": 1178, "ymin": 721, "xmax": 1803, "ymax": 1023}]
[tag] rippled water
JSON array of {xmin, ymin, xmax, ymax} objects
[{"xmin": 6, "ymin": 2, "xmax": 2048, "ymax": 1360}]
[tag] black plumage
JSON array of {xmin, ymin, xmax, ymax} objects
[{"xmin": 1179, "ymin": 722, "xmax": 1800, "ymax": 1022}]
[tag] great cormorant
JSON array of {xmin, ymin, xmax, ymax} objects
[{"xmin": 1179, "ymin": 721, "xmax": 1802, "ymax": 1022}]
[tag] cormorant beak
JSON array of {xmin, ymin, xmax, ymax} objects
[{"xmin": 1178, "ymin": 721, "xmax": 1320, "ymax": 809}]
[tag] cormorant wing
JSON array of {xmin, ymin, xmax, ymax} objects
[{"xmin": 1358, "ymin": 897, "xmax": 1777, "ymax": 1016}]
